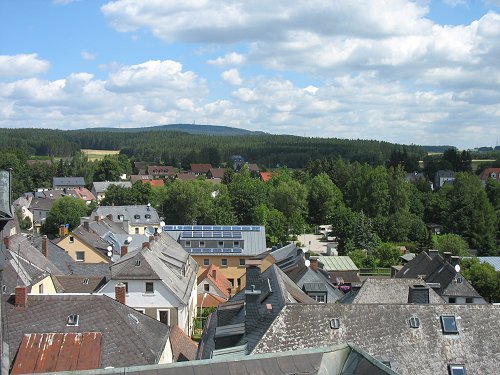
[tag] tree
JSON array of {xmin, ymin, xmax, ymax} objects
[
  {"xmin": 45, "ymin": 196, "xmax": 88, "ymax": 237},
  {"xmin": 461, "ymin": 258, "xmax": 500, "ymax": 303},
  {"xmin": 432, "ymin": 233, "xmax": 469, "ymax": 256},
  {"xmin": 93, "ymin": 155, "xmax": 124, "ymax": 182},
  {"xmin": 373, "ymin": 243, "xmax": 401, "ymax": 267},
  {"xmin": 228, "ymin": 167, "xmax": 268, "ymax": 224},
  {"xmin": 253, "ymin": 204, "xmax": 288, "ymax": 245},
  {"xmin": 307, "ymin": 173, "xmax": 344, "ymax": 225}
]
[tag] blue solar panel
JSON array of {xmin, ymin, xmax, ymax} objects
[{"xmin": 252, "ymin": 226, "xmax": 261, "ymax": 231}]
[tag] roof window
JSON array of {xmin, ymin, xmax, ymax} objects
[
  {"xmin": 135, "ymin": 260, "xmax": 141, "ymax": 267},
  {"xmin": 330, "ymin": 318, "xmax": 341, "ymax": 329},
  {"xmin": 145, "ymin": 214, "xmax": 151, "ymax": 219},
  {"xmin": 67, "ymin": 314, "xmax": 79, "ymax": 326},
  {"xmin": 448, "ymin": 364, "xmax": 467, "ymax": 375},
  {"xmin": 409, "ymin": 317, "xmax": 420, "ymax": 328},
  {"xmin": 441, "ymin": 315, "xmax": 458, "ymax": 334},
  {"xmin": 134, "ymin": 214, "xmax": 140, "ymax": 219},
  {"xmin": 83, "ymin": 278, "xmax": 89, "ymax": 285}
]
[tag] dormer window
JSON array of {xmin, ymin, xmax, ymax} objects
[
  {"xmin": 134, "ymin": 214, "xmax": 140, "ymax": 220},
  {"xmin": 145, "ymin": 214, "xmax": 151, "ymax": 219},
  {"xmin": 441, "ymin": 315, "xmax": 459, "ymax": 334},
  {"xmin": 118, "ymin": 215, "xmax": 124, "ymax": 221},
  {"xmin": 409, "ymin": 317, "xmax": 420, "ymax": 328},
  {"xmin": 67, "ymin": 314, "xmax": 79, "ymax": 326},
  {"xmin": 330, "ymin": 318, "xmax": 340, "ymax": 329}
]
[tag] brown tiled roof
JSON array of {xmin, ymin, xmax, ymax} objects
[
  {"xmin": 148, "ymin": 166, "xmax": 176, "ymax": 176},
  {"xmin": 197, "ymin": 264, "xmax": 231, "ymax": 298},
  {"xmin": 176, "ymin": 173, "xmax": 197, "ymax": 181},
  {"xmin": 479, "ymin": 167, "xmax": 500, "ymax": 181},
  {"xmin": 55, "ymin": 275, "xmax": 107, "ymax": 293},
  {"xmin": 207, "ymin": 168, "xmax": 225, "ymax": 179},
  {"xmin": 11, "ymin": 332, "xmax": 102, "ymax": 375},
  {"xmin": 68, "ymin": 187, "xmax": 96, "ymax": 201},
  {"xmin": 169, "ymin": 325, "xmax": 198, "ymax": 362},
  {"xmin": 190, "ymin": 164, "xmax": 212, "ymax": 173},
  {"xmin": 130, "ymin": 175, "xmax": 152, "ymax": 184},
  {"xmin": 142, "ymin": 179, "xmax": 165, "ymax": 187},
  {"xmin": 197, "ymin": 293, "xmax": 226, "ymax": 308}
]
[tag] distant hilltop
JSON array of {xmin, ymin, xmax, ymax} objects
[{"xmin": 79, "ymin": 123, "xmax": 267, "ymax": 136}]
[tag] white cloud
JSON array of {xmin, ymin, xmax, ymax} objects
[
  {"xmin": 0, "ymin": 54, "xmax": 50, "ymax": 78},
  {"xmin": 221, "ymin": 69, "xmax": 242, "ymax": 85},
  {"xmin": 81, "ymin": 50, "xmax": 96, "ymax": 60},
  {"xmin": 207, "ymin": 52, "xmax": 245, "ymax": 66},
  {"xmin": 52, "ymin": 0, "xmax": 80, "ymax": 5},
  {"xmin": 443, "ymin": 0, "xmax": 468, "ymax": 7}
]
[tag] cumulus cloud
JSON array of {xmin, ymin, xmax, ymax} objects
[
  {"xmin": 221, "ymin": 69, "xmax": 243, "ymax": 85},
  {"xmin": 207, "ymin": 52, "xmax": 245, "ymax": 66},
  {"xmin": 0, "ymin": 54, "xmax": 50, "ymax": 78},
  {"xmin": 81, "ymin": 50, "xmax": 96, "ymax": 60}
]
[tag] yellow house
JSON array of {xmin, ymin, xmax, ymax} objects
[{"xmin": 57, "ymin": 223, "xmax": 111, "ymax": 263}]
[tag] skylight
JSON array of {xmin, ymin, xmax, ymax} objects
[
  {"xmin": 448, "ymin": 364, "xmax": 467, "ymax": 375},
  {"xmin": 409, "ymin": 317, "xmax": 420, "ymax": 328},
  {"xmin": 441, "ymin": 315, "xmax": 458, "ymax": 334},
  {"xmin": 330, "ymin": 318, "xmax": 340, "ymax": 329},
  {"xmin": 67, "ymin": 314, "xmax": 79, "ymax": 326}
]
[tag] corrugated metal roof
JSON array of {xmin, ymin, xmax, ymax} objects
[
  {"xmin": 317, "ymin": 256, "xmax": 358, "ymax": 271},
  {"xmin": 477, "ymin": 257, "xmax": 500, "ymax": 271},
  {"xmin": 11, "ymin": 332, "xmax": 102, "ymax": 375}
]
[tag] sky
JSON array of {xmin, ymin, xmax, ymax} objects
[{"xmin": 1, "ymin": 0, "xmax": 500, "ymax": 148}]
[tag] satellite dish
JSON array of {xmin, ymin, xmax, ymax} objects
[
  {"xmin": 126, "ymin": 236, "xmax": 132, "ymax": 244},
  {"xmin": 305, "ymin": 259, "xmax": 311, "ymax": 268},
  {"xmin": 160, "ymin": 221, "xmax": 165, "ymax": 227},
  {"xmin": 157, "ymin": 227, "xmax": 162, "ymax": 234},
  {"xmin": 107, "ymin": 251, "xmax": 113, "ymax": 257},
  {"xmin": 107, "ymin": 245, "xmax": 113, "ymax": 257},
  {"xmin": 454, "ymin": 264, "xmax": 461, "ymax": 273}
]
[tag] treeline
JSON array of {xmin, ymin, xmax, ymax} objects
[{"xmin": 0, "ymin": 128, "xmax": 425, "ymax": 168}]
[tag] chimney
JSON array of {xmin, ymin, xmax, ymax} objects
[
  {"xmin": 115, "ymin": 283, "xmax": 126, "ymax": 304},
  {"xmin": 15, "ymin": 286, "xmax": 28, "ymax": 309},
  {"xmin": 443, "ymin": 252, "xmax": 452, "ymax": 263},
  {"xmin": 3, "ymin": 236, "xmax": 11, "ymax": 250},
  {"xmin": 309, "ymin": 257, "xmax": 319, "ymax": 270},
  {"xmin": 450, "ymin": 256, "xmax": 460, "ymax": 268},
  {"xmin": 245, "ymin": 260, "xmax": 262, "ymax": 334},
  {"xmin": 428, "ymin": 249, "xmax": 439, "ymax": 259},
  {"xmin": 408, "ymin": 284, "xmax": 430, "ymax": 304},
  {"xmin": 42, "ymin": 235, "xmax": 49, "ymax": 257},
  {"xmin": 149, "ymin": 235, "xmax": 155, "ymax": 242},
  {"xmin": 94, "ymin": 215, "xmax": 100, "ymax": 222},
  {"xmin": 121, "ymin": 245, "xmax": 128, "ymax": 257},
  {"xmin": 106, "ymin": 214, "xmax": 113, "ymax": 221},
  {"xmin": 83, "ymin": 221, "xmax": 89, "ymax": 231},
  {"xmin": 142, "ymin": 242, "xmax": 150, "ymax": 250}
]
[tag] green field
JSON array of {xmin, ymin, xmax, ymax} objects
[{"xmin": 81, "ymin": 149, "xmax": 120, "ymax": 161}]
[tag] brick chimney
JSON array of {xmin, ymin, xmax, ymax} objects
[
  {"xmin": 115, "ymin": 283, "xmax": 126, "ymax": 304},
  {"xmin": 15, "ymin": 286, "xmax": 28, "ymax": 309},
  {"xmin": 83, "ymin": 221, "xmax": 89, "ymax": 231},
  {"xmin": 3, "ymin": 235, "xmax": 11, "ymax": 250},
  {"xmin": 408, "ymin": 284, "xmax": 430, "ymax": 304},
  {"xmin": 41, "ymin": 235, "xmax": 49, "ymax": 257},
  {"xmin": 142, "ymin": 242, "xmax": 150, "ymax": 250},
  {"xmin": 94, "ymin": 215, "xmax": 100, "ymax": 222},
  {"xmin": 309, "ymin": 257, "xmax": 319, "ymax": 270},
  {"xmin": 245, "ymin": 260, "xmax": 262, "ymax": 334},
  {"xmin": 121, "ymin": 245, "xmax": 128, "ymax": 257}
]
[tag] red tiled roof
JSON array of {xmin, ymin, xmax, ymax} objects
[
  {"xmin": 260, "ymin": 172, "xmax": 274, "ymax": 182},
  {"xmin": 190, "ymin": 164, "xmax": 212, "ymax": 173},
  {"xmin": 169, "ymin": 325, "xmax": 198, "ymax": 362},
  {"xmin": 141, "ymin": 179, "xmax": 165, "ymax": 187},
  {"xmin": 207, "ymin": 168, "xmax": 225, "ymax": 179},
  {"xmin": 197, "ymin": 293, "xmax": 226, "ymax": 308},
  {"xmin": 479, "ymin": 167, "xmax": 500, "ymax": 181},
  {"xmin": 69, "ymin": 188, "xmax": 95, "ymax": 201},
  {"xmin": 11, "ymin": 332, "xmax": 102, "ymax": 375},
  {"xmin": 197, "ymin": 264, "xmax": 231, "ymax": 298}
]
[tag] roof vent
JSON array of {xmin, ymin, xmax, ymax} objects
[
  {"xmin": 135, "ymin": 260, "xmax": 141, "ymax": 267},
  {"xmin": 67, "ymin": 314, "xmax": 79, "ymax": 326},
  {"xmin": 83, "ymin": 278, "xmax": 89, "ymax": 285},
  {"xmin": 128, "ymin": 313, "xmax": 139, "ymax": 324},
  {"xmin": 409, "ymin": 317, "xmax": 420, "ymax": 328},
  {"xmin": 330, "ymin": 318, "xmax": 341, "ymax": 329}
]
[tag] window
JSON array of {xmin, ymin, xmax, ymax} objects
[
  {"xmin": 158, "ymin": 310, "xmax": 170, "ymax": 325},
  {"xmin": 83, "ymin": 278, "xmax": 89, "ymax": 285},
  {"xmin": 233, "ymin": 241, "xmax": 240, "ymax": 248},
  {"xmin": 134, "ymin": 214, "xmax": 140, "ymax": 219},
  {"xmin": 239, "ymin": 258, "xmax": 245, "ymax": 267},
  {"xmin": 441, "ymin": 315, "xmax": 459, "ymax": 334},
  {"xmin": 67, "ymin": 314, "xmax": 79, "ymax": 326},
  {"xmin": 228, "ymin": 278, "xmax": 235, "ymax": 287},
  {"xmin": 218, "ymin": 241, "xmax": 224, "ymax": 248},
  {"xmin": 203, "ymin": 259, "xmax": 210, "ymax": 266},
  {"xmin": 237, "ymin": 278, "xmax": 241, "ymax": 287},
  {"xmin": 135, "ymin": 308, "xmax": 145, "ymax": 314},
  {"xmin": 449, "ymin": 297, "xmax": 456, "ymax": 303},
  {"xmin": 135, "ymin": 260, "xmax": 141, "ymax": 267},
  {"xmin": 118, "ymin": 215, "xmax": 124, "ymax": 221},
  {"xmin": 199, "ymin": 241, "xmax": 205, "ymax": 248},
  {"xmin": 145, "ymin": 214, "xmax": 151, "ymax": 219},
  {"xmin": 204, "ymin": 284, "xmax": 210, "ymax": 292},
  {"xmin": 448, "ymin": 364, "xmax": 467, "ymax": 375},
  {"xmin": 69, "ymin": 236, "xmax": 74, "ymax": 243},
  {"xmin": 221, "ymin": 258, "xmax": 228, "ymax": 267},
  {"xmin": 314, "ymin": 295, "xmax": 325, "ymax": 303},
  {"xmin": 409, "ymin": 317, "xmax": 420, "ymax": 328},
  {"xmin": 465, "ymin": 297, "xmax": 473, "ymax": 304},
  {"xmin": 145, "ymin": 282, "xmax": 154, "ymax": 294},
  {"xmin": 185, "ymin": 241, "xmax": 191, "ymax": 247},
  {"xmin": 456, "ymin": 277, "xmax": 463, "ymax": 284},
  {"xmin": 330, "ymin": 318, "xmax": 341, "ymax": 329},
  {"xmin": 38, "ymin": 284, "xmax": 44, "ymax": 294},
  {"xmin": 76, "ymin": 251, "xmax": 85, "ymax": 262},
  {"xmin": 135, "ymin": 228, "xmax": 139, "ymax": 234}
]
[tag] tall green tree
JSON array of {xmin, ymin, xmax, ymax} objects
[
  {"xmin": 307, "ymin": 173, "xmax": 344, "ymax": 225},
  {"xmin": 45, "ymin": 196, "xmax": 88, "ymax": 237},
  {"xmin": 461, "ymin": 258, "xmax": 500, "ymax": 303},
  {"xmin": 432, "ymin": 233, "xmax": 469, "ymax": 256},
  {"xmin": 228, "ymin": 167, "xmax": 268, "ymax": 224}
]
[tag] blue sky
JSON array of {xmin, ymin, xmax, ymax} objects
[{"xmin": 1, "ymin": 0, "xmax": 500, "ymax": 148}]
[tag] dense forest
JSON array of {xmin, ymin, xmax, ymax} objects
[{"xmin": 0, "ymin": 127, "xmax": 426, "ymax": 168}]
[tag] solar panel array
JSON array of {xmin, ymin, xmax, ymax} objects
[
  {"xmin": 163, "ymin": 225, "xmax": 261, "ymax": 232},
  {"xmin": 181, "ymin": 231, "xmax": 242, "ymax": 239},
  {"xmin": 187, "ymin": 248, "xmax": 243, "ymax": 254}
]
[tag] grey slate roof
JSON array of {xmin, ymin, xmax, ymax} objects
[
  {"xmin": 72, "ymin": 225, "xmax": 111, "ymax": 254},
  {"xmin": 3, "ymin": 294, "xmax": 170, "ymax": 370},
  {"xmin": 55, "ymin": 275, "xmax": 107, "ymax": 293},
  {"xmin": 253, "ymin": 303, "xmax": 500, "ymax": 375},
  {"xmin": 198, "ymin": 264, "xmax": 316, "ymax": 359},
  {"xmin": 50, "ymin": 344, "xmax": 397, "ymax": 375},
  {"xmin": 53, "ymin": 177, "xmax": 85, "ymax": 187},
  {"xmin": 94, "ymin": 205, "xmax": 160, "ymax": 226},
  {"xmin": 110, "ymin": 233, "xmax": 198, "ymax": 305},
  {"xmin": 395, "ymin": 251, "xmax": 482, "ymax": 299},
  {"xmin": 345, "ymin": 278, "xmax": 444, "ymax": 304},
  {"xmin": 92, "ymin": 181, "xmax": 132, "ymax": 194},
  {"xmin": 295, "ymin": 267, "xmax": 344, "ymax": 303},
  {"xmin": 31, "ymin": 235, "xmax": 75, "ymax": 275}
]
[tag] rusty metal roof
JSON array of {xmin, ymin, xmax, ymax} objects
[{"xmin": 11, "ymin": 332, "xmax": 102, "ymax": 375}]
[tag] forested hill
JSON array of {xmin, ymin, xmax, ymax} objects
[
  {"xmin": 0, "ymin": 127, "xmax": 425, "ymax": 168},
  {"xmin": 79, "ymin": 123, "xmax": 264, "ymax": 136}
]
